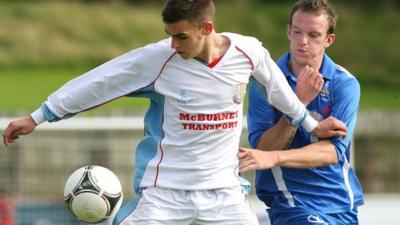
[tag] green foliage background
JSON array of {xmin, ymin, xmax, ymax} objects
[{"xmin": 0, "ymin": 1, "xmax": 399, "ymax": 114}]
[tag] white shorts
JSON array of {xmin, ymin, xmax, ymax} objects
[{"xmin": 113, "ymin": 186, "xmax": 259, "ymax": 225}]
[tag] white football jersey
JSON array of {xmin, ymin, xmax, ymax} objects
[{"xmin": 32, "ymin": 32, "xmax": 317, "ymax": 191}]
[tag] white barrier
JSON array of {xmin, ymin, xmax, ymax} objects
[{"xmin": 0, "ymin": 117, "xmax": 144, "ymax": 131}]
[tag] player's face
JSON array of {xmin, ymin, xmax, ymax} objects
[
  {"xmin": 164, "ymin": 20, "xmax": 206, "ymax": 59},
  {"xmin": 288, "ymin": 11, "xmax": 335, "ymax": 68}
]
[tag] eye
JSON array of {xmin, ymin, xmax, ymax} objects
[
  {"xmin": 293, "ymin": 30, "xmax": 301, "ymax": 35},
  {"xmin": 309, "ymin": 32, "xmax": 322, "ymax": 39},
  {"xmin": 177, "ymin": 35, "xmax": 187, "ymax": 40}
]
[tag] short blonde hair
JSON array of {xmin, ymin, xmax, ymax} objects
[{"xmin": 290, "ymin": 0, "xmax": 337, "ymax": 34}]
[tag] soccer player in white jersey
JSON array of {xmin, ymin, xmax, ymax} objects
[
  {"xmin": 2, "ymin": 0, "xmax": 347, "ymax": 224},
  {"xmin": 240, "ymin": 0, "xmax": 364, "ymax": 224}
]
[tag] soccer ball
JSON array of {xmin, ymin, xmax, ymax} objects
[{"xmin": 64, "ymin": 165, "xmax": 123, "ymax": 224}]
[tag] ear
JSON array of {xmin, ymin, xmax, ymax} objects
[
  {"xmin": 325, "ymin": 33, "xmax": 336, "ymax": 48},
  {"xmin": 203, "ymin": 21, "xmax": 213, "ymax": 35},
  {"xmin": 286, "ymin": 25, "xmax": 291, "ymax": 40}
]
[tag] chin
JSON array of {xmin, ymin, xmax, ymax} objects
[
  {"xmin": 178, "ymin": 53, "xmax": 190, "ymax": 60},
  {"xmin": 294, "ymin": 55, "xmax": 311, "ymax": 65}
]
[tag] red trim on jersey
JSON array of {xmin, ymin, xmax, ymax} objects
[
  {"xmin": 78, "ymin": 52, "xmax": 177, "ymax": 114},
  {"xmin": 208, "ymin": 54, "xmax": 225, "ymax": 68},
  {"xmin": 153, "ymin": 53, "xmax": 177, "ymax": 187},
  {"xmin": 154, "ymin": 142, "xmax": 164, "ymax": 187},
  {"xmin": 235, "ymin": 46, "xmax": 255, "ymax": 71}
]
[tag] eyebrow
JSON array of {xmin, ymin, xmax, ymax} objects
[
  {"xmin": 164, "ymin": 29, "xmax": 187, "ymax": 38},
  {"xmin": 292, "ymin": 25, "xmax": 323, "ymax": 35}
]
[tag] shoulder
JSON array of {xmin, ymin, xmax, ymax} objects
[
  {"xmin": 107, "ymin": 38, "xmax": 175, "ymax": 71},
  {"xmin": 332, "ymin": 64, "xmax": 360, "ymax": 90},
  {"xmin": 222, "ymin": 32, "xmax": 262, "ymax": 46},
  {"xmin": 222, "ymin": 32, "xmax": 267, "ymax": 60},
  {"xmin": 327, "ymin": 64, "xmax": 361, "ymax": 102},
  {"xmin": 131, "ymin": 38, "xmax": 174, "ymax": 59}
]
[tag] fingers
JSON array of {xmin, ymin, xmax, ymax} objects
[
  {"xmin": 309, "ymin": 70, "xmax": 323, "ymax": 89},
  {"xmin": 2, "ymin": 117, "xmax": 37, "ymax": 147},
  {"xmin": 336, "ymin": 130, "xmax": 347, "ymax": 138},
  {"xmin": 239, "ymin": 156, "xmax": 258, "ymax": 172},
  {"xmin": 2, "ymin": 122, "xmax": 22, "ymax": 146},
  {"xmin": 328, "ymin": 116, "xmax": 348, "ymax": 133},
  {"xmin": 238, "ymin": 147, "xmax": 256, "ymax": 172},
  {"xmin": 296, "ymin": 66, "xmax": 323, "ymax": 105},
  {"xmin": 297, "ymin": 65, "xmax": 310, "ymax": 81},
  {"xmin": 317, "ymin": 77, "xmax": 324, "ymax": 90},
  {"xmin": 238, "ymin": 149, "xmax": 251, "ymax": 161},
  {"xmin": 239, "ymin": 163, "xmax": 256, "ymax": 173},
  {"xmin": 333, "ymin": 123, "xmax": 347, "ymax": 138},
  {"xmin": 2, "ymin": 124, "xmax": 13, "ymax": 147},
  {"xmin": 324, "ymin": 130, "xmax": 347, "ymax": 139},
  {"xmin": 2, "ymin": 134, "xmax": 7, "ymax": 147},
  {"xmin": 299, "ymin": 65, "xmax": 321, "ymax": 80},
  {"xmin": 238, "ymin": 147, "xmax": 250, "ymax": 156},
  {"xmin": 2, "ymin": 130, "xmax": 14, "ymax": 147},
  {"xmin": 314, "ymin": 117, "xmax": 348, "ymax": 138}
]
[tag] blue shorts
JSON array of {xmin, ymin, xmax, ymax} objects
[{"xmin": 267, "ymin": 208, "xmax": 359, "ymax": 225}]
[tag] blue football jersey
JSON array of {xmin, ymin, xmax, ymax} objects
[{"xmin": 248, "ymin": 53, "xmax": 364, "ymax": 213}]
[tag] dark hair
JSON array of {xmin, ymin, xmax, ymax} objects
[
  {"xmin": 162, "ymin": 0, "xmax": 215, "ymax": 26},
  {"xmin": 290, "ymin": 0, "xmax": 337, "ymax": 34}
]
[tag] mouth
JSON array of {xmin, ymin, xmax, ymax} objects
[
  {"xmin": 296, "ymin": 49, "xmax": 310, "ymax": 56},
  {"xmin": 297, "ymin": 48, "xmax": 308, "ymax": 53}
]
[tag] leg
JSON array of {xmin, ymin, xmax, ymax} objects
[
  {"xmin": 113, "ymin": 187, "xmax": 195, "ymax": 225},
  {"xmin": 195, "ymin": 187, "xmax": 259, "ymax": 225}
]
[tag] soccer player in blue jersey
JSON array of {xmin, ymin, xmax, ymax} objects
[{"xmin": 239, "ymin": 0, "xmax": 364, "ymax": 224}]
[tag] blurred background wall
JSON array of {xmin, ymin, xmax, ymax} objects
[{"xmin": 0, "ymin": 0, "xmax": 399, "ymax": 224}]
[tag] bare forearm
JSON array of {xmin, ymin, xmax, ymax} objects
[
  {"xmin": 275, "ymin": 140, "xmax": 338, "ymax": 168},
  {"xmin": 256, "ymin": 116, "xmax": 297, "ymax": 151},
  {"xmin": 239, "ymin": 140, "xmax": 338, "ymax": 172}
]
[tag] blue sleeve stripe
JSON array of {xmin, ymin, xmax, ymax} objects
[
  {"xmin": 42, "ymin": 104, "xmax": 76, "ymax": 122},
  {"xmin": 291, "ymin": 111, "xmax": 308, "ymax": 128}
]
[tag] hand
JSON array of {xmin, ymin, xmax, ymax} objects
[
  {"xmin": 296, "ymin": 65, "xmax": 324, "ymax": 105},
  {"xmin": 2, "ymin": 117, "xmax": 37, "ymax": 146},
  {"xmin": 312, "ymin": 116, "xmax": 347, "ymax": 138},
  {"xmin": 238, "ymin": 147, "xmax": 277, "ymax": 172}
]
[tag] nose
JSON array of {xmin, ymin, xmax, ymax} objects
[
  {"xmin": 171, "ymin": 39, "xmax": 179, "ymax": 50},
  {"xmin": 299, "ymin": 34, "xmax": 308, "ymax": 45}
]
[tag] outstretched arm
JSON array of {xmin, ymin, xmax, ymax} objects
[
  {"xmin": 2, "ymin": 40, "xmax": 173, "ymax": 146},
  {"xmin": 239, "ymin": 140, "xmax": 338, "ymax": 172},
  {"xmin": 2, "ymin": 117, "xmax": 37, "ymax": 146}
]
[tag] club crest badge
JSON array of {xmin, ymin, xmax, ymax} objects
[
  {"xmin": 177, "ymin": 89, "xmax": 191, "ymax": 104},
  {"xmin": 320, "ymin": 89, "xmax": 329, "ymax": 96},
  {"xmin": 233, "ymin": 84, "xmax": 246, "ymax": 104}
]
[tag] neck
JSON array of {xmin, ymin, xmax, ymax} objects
[{"xmin": 195, "ymin": 32, "xmax": 229, "ymax": 64}]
